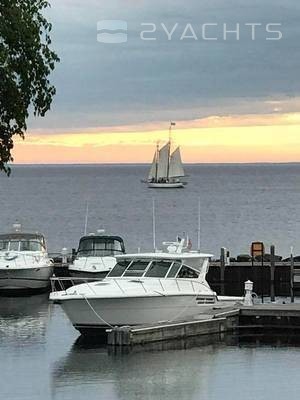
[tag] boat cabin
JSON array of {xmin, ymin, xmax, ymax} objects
[
  {"xmin": 108, "ymin": 257, "xmax": 202, "ymax": 279},
  {"xmin": 0, "ymin": 233, "xmax": 46, "ymax": 252},
  {"xmin": 77, "ymin": 235, "xmax": 125, "ymax": 258}
]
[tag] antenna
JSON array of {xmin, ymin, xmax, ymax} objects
[
  {"xmin": 152, "ymin": 197, "xmax": 156, "ymax": 251},
  {"xmin": 197, "ymin": 197, "xmax": 201, "ymax": 252},
  {"xmin": 84, "ymin": 201, "xmax": 89, "ymax": 235},
  {"xmin": 167, "ymin": 122, "xmax": 175, "ymax": 180}
]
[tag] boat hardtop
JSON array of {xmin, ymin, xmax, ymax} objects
[
  {"xmin": 76, "ymin": 234, "xmax": 125, "ymax": 257},
  {"xmin": 55, "ymin": 238, "xmax": 214, "ymax": 300},
  {"xmin": 115, "ymin": 251, "xmax": 213, "ymax": 261},
  {"xmin": 0, "ymin": 232, "xmax": 47, "ymax": 252}
]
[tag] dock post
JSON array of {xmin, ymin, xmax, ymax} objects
[
  {"xmin": 270, "ymin": 245, "xmax": 275, "ymax": 302},
  {"xmin": 220, "ymin": 248, "xmax": 226, "ymax": 295},
  {"xmin": 243, "ymin": 280, "xmax": 254, "ymax": 306},
  {"xmin": 290, "ymin": 247, "xmax": 295, "ymax": 303},
  {"xmin": 61, "ymin": 247, "xmax": 68, "ymax": 266}
]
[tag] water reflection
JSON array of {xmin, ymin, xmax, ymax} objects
[
  {"xmin": 232, "ymin": 332, "xmax": 300, "ymax": 347},
  {"xmin": 0, "ymin": 293, "xmax": 50, "ymax": 345},
  {"xmin": 52, "ymin": 334, "xmax": 226, "ymax": 400}
]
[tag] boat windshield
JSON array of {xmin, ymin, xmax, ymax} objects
[
  {"xmin": 144, "ymin": 260, "xmax": 172, "ymax": 278},
  {"xmin": 108, "ymin": 258, "xmax": 200, "ymax": 279},
  {"xmin": 77, "ymin": 237, "xmax": 125, "ymax": 257},
  {"xmin": 0, "ymin": 239, "xmax": 45, "ymax": 252}
]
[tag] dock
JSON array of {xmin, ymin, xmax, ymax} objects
[
  {"xmin": 207, "ymin": 260, "xmax": 299, "ymax": 297},
  {"xmin": 106, "ymin": 303, "xmax": 300, "ymax": 346}
]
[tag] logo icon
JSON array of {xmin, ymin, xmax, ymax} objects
[{"xmin": 97, "ymin": 20, "xmax": 128, "ymax": 43}]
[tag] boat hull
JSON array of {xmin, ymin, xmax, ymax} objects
[
  {"xmin": 148, "ymin": 182, "xmax": 184, "ymax": 189},
  {"xmin": 58, "ymin": 294, "xmax": 216, "ymax": 335},
  {"xmin": 68, "ymin": 269, "xmax": 108, "ymax": 281},
  {"xmin": 0, "ymin": 265, "xmax": 54, "ymax": 293}
]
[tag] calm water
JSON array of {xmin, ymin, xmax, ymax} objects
[
  {"xmin": 1, "ymin": 163, "xmax": 300, "ymax": 256},
  {"xmin": 1, "ymin": 164, "xmax": 300, "ymax": 400}
]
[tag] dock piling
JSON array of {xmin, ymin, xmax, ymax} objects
[
  {"xmin": 220, "ymin": 247, "xmax": 226, "ymax": 295},
  {"xmin": 290, "ymin": 247, "xmax": 295, "ymax": 303},
  {"xmin": 270, "ymin": 245, "xmax": 275, "ymax": 302}
]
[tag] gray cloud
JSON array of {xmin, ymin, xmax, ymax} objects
[{"xmin": 28, "ymin": 0, "xmax": 300, "ymax": 130}]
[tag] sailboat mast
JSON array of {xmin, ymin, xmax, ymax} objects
[
  {"xmin": 155, "ymin": 142, "xmax": 159, "ymax": 181},
  {"xmin": 167, "ymin": 122, "xmax": 175, "ymax": 180}
]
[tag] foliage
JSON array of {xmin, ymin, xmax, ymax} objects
[{"xmin": 0, "ymin": 0, "xmax": 59, "ymax": 174}]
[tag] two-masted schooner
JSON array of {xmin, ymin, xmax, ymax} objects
[{"xmin": 147, "ymin": 123, "xmax": 186, "ymax": 188}]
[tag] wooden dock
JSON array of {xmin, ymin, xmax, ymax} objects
[
  {"xmin": 207, "ymin": 261, "xmax": 300, "ymax": 298},
  {"xmin": 106, "ymin": 303, "xmax": 300, "ymax": 346}
]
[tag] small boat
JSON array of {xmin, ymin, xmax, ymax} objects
[
  {"xmin": 0, "ymin": 224, "xmax": 53, "ymax": 294},
  {"xmin": 68, "ymin": 232, "xmax": 126, "ymax": 280},
  {"xmin": 147, "ymin": 122, "xmax": 186, "ymax": 188},
  {"xmin": 50, "ymin": 238, "xmax": 242, "ymax": 335}
]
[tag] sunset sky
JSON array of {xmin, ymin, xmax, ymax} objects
[{"xmin": 15, "ymin": 0, "xmax": 300, "ymax": 164}]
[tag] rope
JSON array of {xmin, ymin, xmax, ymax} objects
[
  {"xmin": 166, "ymin": 281, "xmax": 213, "ymax": 323},
  {"xmin": 82, "ymin": 280, "xmax": 213, "ymax": 328},
  {"xmin": 82, "ymin": 294, "xmax": 114, "ymax": 328},
  {"xmin": 166, "ymin": 293, "xmax": 200, "ymax": 323}
]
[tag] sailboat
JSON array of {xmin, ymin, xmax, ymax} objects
[{"xmin": 147, "ymin": 123, "xmax": 186, "ymax": 188}]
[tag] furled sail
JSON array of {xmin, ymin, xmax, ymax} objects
[
  {"xmin": 169, "ymin": 147, "xmax": 185, "ymax": 178},
  {"xmin": 148, "ymin": 153, "xmax": 158, "ymax": 180},
  {"xmin": 156, "ymin": 142, "xmax": 170, "ymax": 178}
]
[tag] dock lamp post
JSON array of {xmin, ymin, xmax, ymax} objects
[{"xmin": 244, "ymin": 280, "xmax": 254, "ymax": 306}]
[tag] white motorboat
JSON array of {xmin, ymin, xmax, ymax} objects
[
  {"xmin": 0, "ymin": 229, "xmax": 53, "ymax": 293},
  {"xmin": 146, "ymin": 122, "xmax": 186, "ymax": 188},
  {"xmin": 50, "ymin": 238, "xmax": 242, "ymax": 335},
  {"xmin": 68, "ymin": 233, "xmax": 126, "ymax": 279}
]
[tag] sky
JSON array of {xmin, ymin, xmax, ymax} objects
[{"xmin": 14, "ymin": 0, "xmax": 300, "ymax": 163}]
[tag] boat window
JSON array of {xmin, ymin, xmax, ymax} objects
[
  {"xmin": 0, "ymin": 240, "xmax": 9, "ymax": 251},
  {"xmin": 20, "ymin": 240, "xmax": 44, "ymax": 251},
  {"xmin": 9, "ymin": 240, "xmax": 20, "ymax": 251},
  {"xmin": 78, "ymin": 237, "xmax": 124, "ymax": 257},
  {"xmin": 123, "ymin": 260, "xmax": 150, "ymax": 277},
  {"xmin": 144, "ymin": 260, "xmax": 172, "ymax": 278},
  {"xmin": 177, "ymin": 265, "xmax": 199, "ymax": 279},
  {"xmin": 0, "ymin": 238, "xmax": 45, "ymax": 252},
  {"xmin": 108, "ymin": 260, "xmax": 131, "ymax": 277},
  {"xmin": 166, "ymin": 262, "xmax": 182, "ymax": 278}
]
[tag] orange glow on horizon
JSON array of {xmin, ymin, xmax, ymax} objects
[{"xmin": 13, "ymin": 112, "xmax": 300, "ymax": 164}]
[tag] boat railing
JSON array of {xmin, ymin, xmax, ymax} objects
[
  {"xmin": 50, "ymin": 276, "xmax": 210, "ymax": 296},
  {"xmin": 50, "ymin": 276, "xmax": 100, "ymax": 294}
]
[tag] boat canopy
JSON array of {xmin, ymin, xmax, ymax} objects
[
  {"xmin": 77, "ymin": 235, "xmax": 125, "ymax": 257},
  {"xmin": 107, "ymin": 258, "xmax": 200, "ymax": 279},
  {"xmin": 0, "ymin": 233, "xmax": 46, "ymax": 252}
]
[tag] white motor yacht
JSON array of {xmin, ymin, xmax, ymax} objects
[
  {"xmin": 50, "ymin": 238, "xmax": 242, "ymax": 335},
  {"xmin": 0, "ymin": 229, "xmax": 53, "ymax": 293},
  {"xmin": 68, "ymin": 233, "xmax": 126, "ymax": 280}
]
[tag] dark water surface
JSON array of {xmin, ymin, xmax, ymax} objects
[
  {"xmin": 1, "ymin": 163, "xmax": 300, "ymax": 256},
  {"xmin": 1, "ymin": 294, "xmax": 300, "ymax": 400},
  {"xmin": 1, "ymin": 164, "xmax": 300, "ymax": 399}
]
